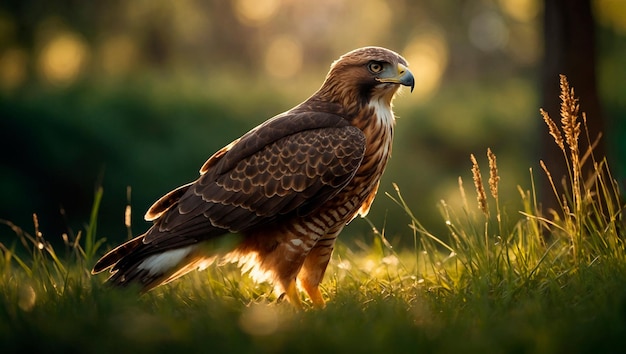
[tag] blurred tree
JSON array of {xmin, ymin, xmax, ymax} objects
[{"xmin": 540, "ymin": 0, "xmax": 604, "ymax": 212}]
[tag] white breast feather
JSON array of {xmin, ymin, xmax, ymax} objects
[{"xmin": 368, "ymin": 99, "xmax": 395, "ymax": 159}]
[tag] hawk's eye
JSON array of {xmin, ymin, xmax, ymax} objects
[{"xmin": 368, "ymin": 62, "xmax": 384, "ymax": 73}]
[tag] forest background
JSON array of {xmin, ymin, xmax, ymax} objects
[{"xmin": 1, "ymin": 0, "xmax": 625, "ymax": 248}]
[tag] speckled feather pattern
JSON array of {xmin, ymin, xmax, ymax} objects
[{"xmin": 92, "ymin": 46, "xmax": 412, "ymax": 306}]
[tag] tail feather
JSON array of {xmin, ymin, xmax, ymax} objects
[
  {"xmin": 107, "ymin": 256, "xmax": 211, "ymax": 293},
  {"xmin": 92, "ymin": 235, "xmax": 230, "ymax": 292},
  {"xmin": 92, "ymin": 210, "xmax": 242, "ymax": 291},
  {"xmin": 91, "ymin": 236, "xmax": 144, "ymax": 274}
]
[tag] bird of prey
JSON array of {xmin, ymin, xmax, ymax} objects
[{"xmin": 92, "ymin": 46, "xmax": 414, "ymax": 307}]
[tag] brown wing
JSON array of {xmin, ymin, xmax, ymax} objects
[{"xmin": 142, "ymin": 111, "xmax": 366, "ymax": 247}]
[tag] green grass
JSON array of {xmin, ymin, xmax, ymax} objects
[{"xmin": 2, "ymin": 76, "xmax": 626, "ymax": 354}]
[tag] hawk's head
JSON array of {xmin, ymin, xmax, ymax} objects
[{"xmin": 316, "ymin": 46, "xmax": 414, "ymax": 111}]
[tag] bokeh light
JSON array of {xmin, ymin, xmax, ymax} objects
[
  {"xmin": 264, "ymin": 35, "xmax": 303, "ymax": 79},
  {"xmin": 18, "ymin": 284, "xmax": 36, "ymax": 312},
  {"xmin": 239, "ymin": 303, "xmax": 280, "ymax": 336},
  {"xmin": 469, "ymin": 10, "xmax": 509, "ymax": 52},
  {"xmin": 38, "ymin": 30, "xmax": 89, "ymax": 86},
  {"xmin": 498, "ymin": 0, "xmax": 540, "ymax": 22},
  {"xmin": 403, "ymin": 26, "xmax": 448, "ymax": 102},
  {"xmin": 235, "ymin": 0, "xmax": 281, "ymax": 27}
]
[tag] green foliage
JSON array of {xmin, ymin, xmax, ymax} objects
[
  {"xmin": 83, "ymin": 185, "xmax": 105, "ymax": 263},
  {"xmin": 0, "ymin": 81, "xmax": 276, "ymax": 241}
]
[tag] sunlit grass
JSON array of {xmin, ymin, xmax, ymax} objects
[{"xmin": 2, "ymin": 76, "xmax": 626, "ymax": 353}]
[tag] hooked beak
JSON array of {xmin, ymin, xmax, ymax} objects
[{"xmin": 376, "ymin": 63, "xmax": 415, "ymax": 92}]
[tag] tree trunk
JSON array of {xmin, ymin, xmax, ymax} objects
[{"xmin": 540, "ymin": 0, "xmax": 604, "ymax": 212}]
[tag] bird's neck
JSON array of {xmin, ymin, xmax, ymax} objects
[
  {"xmin": 350, "ymin": 98, "xmax": 396, "ymax": 135},
  {"xmin": 308, "ymin": 91, "xmax": 394, "ymax": 123}
]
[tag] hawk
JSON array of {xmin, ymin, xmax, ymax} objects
[{"xmin": 92, "ymin": 46, "xmax": 414, "ymax": 307}]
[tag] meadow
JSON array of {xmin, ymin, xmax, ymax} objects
[{"xmin": 1, "ymin": 76, "xmax": 625, "ymax": 354}]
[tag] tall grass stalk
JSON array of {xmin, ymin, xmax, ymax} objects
[
  {"xmin": 389, "ymin": 74, "xmax": 625, "ymax": 301},
  {"xmin": 84, "ymin": 185, "xmax": 105, "ymax": 263}
]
